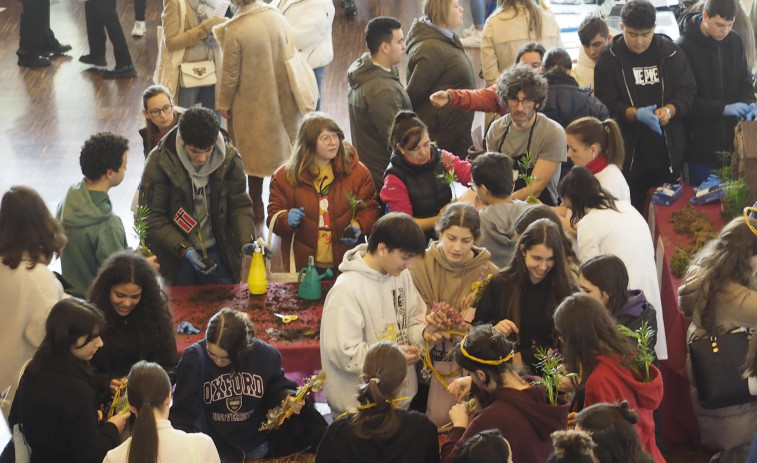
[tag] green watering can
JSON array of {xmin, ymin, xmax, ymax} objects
[{"xmin": 298, "ymin": 256, "xmax": 332, "ymax": 300}]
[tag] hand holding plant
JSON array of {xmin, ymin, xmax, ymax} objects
[{"xmin": 531, "ymin": 348, "xmax": 575, "ymax": 406}]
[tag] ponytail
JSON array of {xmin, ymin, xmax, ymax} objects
[
  {"xmin": 601, "ymin": 119, "xmax": 625, "ymax": 169},
  {"xmin": 126, "ymin": 361, "xmax": 171, "ymax": 463},
  {"xmin": 129, "ymin": 401, "xmax": 159, "ymax": 463},
  {"xmin": 350, "ymin": 341, "xmax": 407, "ymax": 440}
]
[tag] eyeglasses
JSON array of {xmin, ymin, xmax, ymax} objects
[
  {"xmin": 147, "ymin": 104, "xmax": 173, "ymax": 117},
  {"xmin": 318, "ymin": 132, "xmax": 343, "ymax": 144},
  {"xmin": 467, "ymin": 182, "xmax": 478, "ymax": 192},
  {"xmin": 506, "ymin": 97, "xmax": 536, "ymax": 108}
]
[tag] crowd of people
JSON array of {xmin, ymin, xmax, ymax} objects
[{"xmin": 6, "ymin": 0, "xmax": 757, "ymax": 461}]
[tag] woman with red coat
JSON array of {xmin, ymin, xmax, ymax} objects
[
  {"xmin": 554, "ymin": 293, "xmax": 665, "ymax": 462},
  {"xmin": 268, "ymin": 112, "xmax": 380, "ymax": 273}
]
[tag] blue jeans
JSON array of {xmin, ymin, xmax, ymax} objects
[
  {"xmin": 313, "ymin": 65, "xmax": 326, "ymax": 111},
  {"xmin": 178, "ymin": 85, "xmax": 221, "ymax": 123},
  {"xmin": 174, "ymin": 245, "xmax": 234, "ymax": 286},
  {"xmin": 470, "ymin": 0, "xmax": 485, "ymax": 27}
]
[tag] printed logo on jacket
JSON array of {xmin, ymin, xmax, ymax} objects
[{"xmin": 203, "ymin": 372, "xmax": 264, "ymax": 416}]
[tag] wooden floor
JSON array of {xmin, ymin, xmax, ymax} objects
[{"xmin": 0, "ymin": 0, "xmax": 714, "ymax": 460}]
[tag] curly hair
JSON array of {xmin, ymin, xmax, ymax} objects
[
  {"xmin": 495, "ymin": 63, "xmax": 548, "ymax": 109},
  {"xmin": 87, "ymin": 251, "xmax": 176, "ymax": 368},
  {"xmin": 0, "ymin": 186, "xmax": 67, "ymax": 269},
  {"xmin": 80, "ymin": 132, "xmax": 129, "ymax": 180},
  {"xmin": 178, "ymin": 107, "xmax": 219, "ymax": 149}
]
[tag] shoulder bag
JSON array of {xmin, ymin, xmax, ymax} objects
[
  {"xmin": 266, "ymin": 210, "xmax": 300, "ymax": 283},
  {"xmin": 284, "ymin": 29, "xmax": 319, "ymax": 115},
  {"xmin": 689, "ymin": 320, "xmax": 757, "ymax": 409},
  {"xmin": 153, "ymin": 0, "xmax": 187, "ymax": 95}
]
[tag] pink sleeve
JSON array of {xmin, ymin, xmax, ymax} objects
[
  {"xmin": 380, "ymin": 174, "xmax": 414, "ymax": 215},
  {"xmin": 442, "ymin": 151, "xmax": 472, "ymax": 186}
]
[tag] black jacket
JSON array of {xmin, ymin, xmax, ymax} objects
[
  {"xmin": 676, "ymin": 12, "xmax": 755, "ymax": 164},
  {"xmin": 314, "ymin": 410, "xmax": 440, "ymax": 463},
  {"xmin": 595, "ymin": 33, "xmax": 697, "ymax": 173},
  {"xmin": 542, "ymin": 72, "xmax": 610, "ymax": 128},
  {"xmin": 7, "ymin": 352, "xmax": 120, "ymax": 463}
]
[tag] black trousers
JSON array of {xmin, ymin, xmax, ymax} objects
[
  {"xmin": 134, "ymin": 0, "xmax": 145, "ymax": 21},
  {"xmin": 18, "ymin": 0, "xmax": 62, "ymax": 55},
  {"xmin": 84, "ymin": 0, "xmax": 132, "ymax": 66}
]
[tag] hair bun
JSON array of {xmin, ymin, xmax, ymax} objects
[{"xmin": 618, "ymin": 400, "xmax": 639, "ymax": 424}]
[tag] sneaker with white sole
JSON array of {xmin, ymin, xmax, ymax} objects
[
  {"xmin": 132, "ymin": 21, "xmax": 146, "ymax": 37},
  {"xmin": 461, "ymin": 24, "xmax": 477, "ymax": 38},
  {"xmin": 460, "ymin": 29, "xmax": 483, "ymax": 48}
]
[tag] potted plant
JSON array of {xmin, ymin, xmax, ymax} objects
[
  {"xmin": 342, "ymin": 191, "xmax": 366, "ymax": 242},
  {"xmin": 618, "ymin": 322, "xmax": 656, "ymax": 382},
  {"xmin": 133, "ymin": 204, "xmax": 153, "ymax": 258},
  {"xmin": 517, "ymin": 151, "xmax": 540, "ymax": 204}
]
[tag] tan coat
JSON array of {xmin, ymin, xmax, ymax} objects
[
  {"xmin": 679, "ymin": 265, "xmax": 757, "ymax": 449},
  {"xmin": 481, "ymin": 5, "xmax": 562, "ymax": 85},
  {"xmin": 213, "ymin": 3, "xmax": 300, "ymax": 177},
  {"xmin": 156, "ymin": 0, "xmax": 223, "ymax": 99}
]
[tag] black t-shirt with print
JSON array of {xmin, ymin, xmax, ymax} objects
[{"xmin": 627, "ymin": 41, "xmax": 669, "ymax": 171}]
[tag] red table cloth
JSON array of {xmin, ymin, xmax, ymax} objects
[
  {"xmin": 168, "ymin": 281, "xmax": 333, "ymax": 373},
  {"xmin": 649, "ymin": 187, "xmax": 724, "ymax": 445}
]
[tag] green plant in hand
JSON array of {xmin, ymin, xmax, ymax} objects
[
  {"xmin": 618, "ymin": 321, "xmax": 656, "ymax": 382},
  {"xmin": 343, "ymin": 191, "xmax": 366, "ymax": 240},
  {"xmin": 133, "ymin": 205, "xmax": 153, "ymax": 257},
  {"xmin": 531, "ymin": 347, "xmax": 575, "ymax": 405},
  {"xmin": 517, "ymin": 151, "xmax": 540, "ymax": 204}
]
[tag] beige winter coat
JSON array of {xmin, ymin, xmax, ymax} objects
[
  {"xmin": 155, "ymin": 0, "xmax": 223, "ymax": 99},
  {"xmin": 213, "ymin": 2, "xmax": 300, "ymax": 177},
  {"xmin": 481, "ymin": 5, "xmax": 562, "ymax": 85},
  {"xmin": 678, "ymin": 265, "xmax": 757, "ymax": 449}
]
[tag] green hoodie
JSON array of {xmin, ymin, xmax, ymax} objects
[{"xmin": 57, "ymin": 179, "xmax": 128, "ymax": 297}]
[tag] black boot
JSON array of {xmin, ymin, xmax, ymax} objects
[{"xmin": 103, "ymin": 64, "xmax": 137, "ymax": 79}]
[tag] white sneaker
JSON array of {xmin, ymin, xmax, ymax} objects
[
  {"xmin": 460, "ymin": 29, "xmax": 482, "ymax": 48},
  {"xmin": 131, "ymin": 21, "xmax": 146, "ymax": 37},
  {"xmin": 461, "ymin": 24, "xmax": 477, "ymax": 38}
]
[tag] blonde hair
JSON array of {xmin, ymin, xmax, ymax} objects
[{"xmin": 424, "ymin": 0, "xmax": 454, "ymax": 27}]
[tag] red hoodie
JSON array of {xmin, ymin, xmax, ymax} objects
[
  {"xmin": 441, "ymin": 386, "xmax": 569, "ymax": 463},
  {"xmin": 585, "ymin": 355, "xmax": 665, "ymax": 462}
]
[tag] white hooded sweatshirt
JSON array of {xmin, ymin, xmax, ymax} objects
[{"xmin": 320, "ymin": 244, "xmax": 427, "ymax": 417}]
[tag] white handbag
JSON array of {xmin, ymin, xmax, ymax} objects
[
  {"xmin": 284, "ymin": 29, "xmax": 319, "ymax": 115},
  {"xmin": 266, "ymin": 210, "xmax": 300, "ymax": 282},
  {"xmin": 180, "ymin": 60, "xmax": 217, "ymax": 88}
]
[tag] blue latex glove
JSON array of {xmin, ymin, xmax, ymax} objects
[
  {"xmin": 636, "ymin": 105, "xmax": 662, "ymax": 135},
  {"xmin": 340, "ymin": 225, "xmax": 361, "ymax": 245},
  {"xmin": 185, "ymin": 248, "xmax": 217, "ymax": 275},
  {"xmin": 723, "ymin": 102, "xmax": 751, "ymax": 117},
  {"xmin": 177, "ymin": 321, "xmax": 201, "ymax": 335},
  {"xmin": 287, "ymin": 207, "xmax": 306, "ymax": 228},
  {"xmin": 745, "ymin": 104, "xmax": 757, "ymax": 121}
]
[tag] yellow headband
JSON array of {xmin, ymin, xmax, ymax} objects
[
  {"xmin": 460, "ymin": 335, "xmax": 514, "ymax": 365},
  {"xmin": 743, "ymin": 207, "xmax": 757, "ymax": 237}
]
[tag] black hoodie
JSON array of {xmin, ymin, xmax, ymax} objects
[
  {"xmin": 676, "ymin": 12, "xmax": 755, "ymax": 165},
  {"xmin": 595, "ymin": 33, "xmax": 697, "ymax": 174},
  {"xmin": 542, "ymin": 71, "xmax": 609, "ymax": 128}
]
